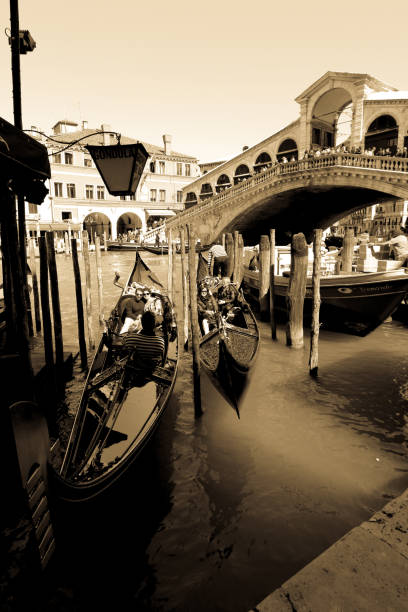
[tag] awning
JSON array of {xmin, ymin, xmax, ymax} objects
[{"xmin": 146, "ymin": 209, "xmax": 176, "ymax": 217}]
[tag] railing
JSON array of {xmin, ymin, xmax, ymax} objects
[
  {"xmin": 166, "ymin": 153, "xmax": 408, "ymax": 228},
  {"xmin": 143, "ymin": 225, "xmax": 166, "ymax": 244}
]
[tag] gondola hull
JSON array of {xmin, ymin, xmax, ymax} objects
[{"xmin": 53, "ymin": 252, "xmax": 178, "ymax": 502}]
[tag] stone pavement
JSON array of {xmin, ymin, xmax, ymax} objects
[{"xmin": 252, "ymin": 490, "xmax": 408, "ymax": 611}]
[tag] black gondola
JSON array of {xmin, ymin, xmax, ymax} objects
[
  {"xmin": 197, "ymin": 254, "xmax": 259, "ymax": 413},
  {"xmin": 52, "ymin": 251, "xmax": 178, "ymax": 502}
]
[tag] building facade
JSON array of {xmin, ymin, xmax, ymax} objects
[{"xmin": 27, "ymin": 120, "xmax": 200, "ymax": 240}]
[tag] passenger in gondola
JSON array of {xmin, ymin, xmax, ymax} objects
[
  {"xmin": 123, "ymin": 311, "xmax": 165, "ymax": 374},
  {"xmin": 162, "ymin": 295, "xmax": 177, "ymax": 341},
  {"xmin": 143, "ymin": 288, "xmax": 164, "ymax": 330},
  {"xmin": 198, "ymin": 286, "xmax": 218, "ymax": 335},
  {"xmin": 217, "ymin": 280, "xmax": 242, "ymax": 323},
  {"xmin": 120, "ymin": 287, "xmax": 145, "ymax": 334}
]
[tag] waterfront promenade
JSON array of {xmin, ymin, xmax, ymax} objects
[{"xmin": 253, "ymin": 489, "xmax": 408, "ymax": 611}]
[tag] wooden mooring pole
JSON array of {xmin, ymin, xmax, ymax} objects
[
  {"xmin": 342, "ymin": 228, "xmax": 354, "ymax": 273},
  {"xmin": 187, "ymin": 225, "xmax": 202, "ymax": 417},
  {"xmin": 82, "ymin": 231, "xmax": 95, "ymax": 351},
  {"xmin": 258, "ymin": 235, "xmax": 270, "ymax": 321},
  {"xmin": 233, "ymin": 230, "xmax": 239, "ymax": 283},
  {"xmin": 64, "ymin": 231, "xmax": 70, "ymax": 256},
  {"xmin": 269, "ymin": 229, "xmax": 277, "ymax": 340},
  {"xmin": 46, "ymin": 232, "xmax": 64, "ymax": 394},
  {"xmin": 180, "ymin": 226, "xmax": 189, "ymax": 351},
  {"xmin": 224, "ymin": 232, "xmax": 234, "ymax": 278},
  {"xmin": 29, "ymin": 237, "xmax": 41, "ymax": 333},
  {"xmin": 309, "ymin": 229, "xmax": 322, "ymax": 376},
  {"xmin": 167, "ymin": 228, "xmax": 173, "ymax": 301},
  {"xmin": 95, "ymin": 235, "xmax": 104, "ymax": 324},
  {"xmin": 71, "ymin": 238, "xmax": 88, "ymax": 370},
  {"xmin": 236, "ymin": 233, "xmax": 244, "ymax": 287},
  {"xmin": 38, "ymin": 236, "xmax": 58, "ymax": 403},
  {"xmin": 286, "ymin": 233, "xmax": 308, "ymax": 349}
]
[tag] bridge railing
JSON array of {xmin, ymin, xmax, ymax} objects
[{"xmin": 166, "ymin": 153, "xmax": 408, "ymax": 228}]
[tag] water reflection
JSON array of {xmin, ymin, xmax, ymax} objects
[{"xmin": 36, "ymin": 252, "xmax": 408, "ymax": 611}]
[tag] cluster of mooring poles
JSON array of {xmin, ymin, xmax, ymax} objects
[{"xmin": 166, "ymin": 226, "xmax": 246, "ymax": 417}]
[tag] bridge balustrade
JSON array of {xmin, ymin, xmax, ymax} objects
[{"xmin": 171, "ymin": 153, "xmax": 408, "ymax": 227}]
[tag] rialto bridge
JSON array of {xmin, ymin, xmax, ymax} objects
[{"xmin": 165, "ymin": 71, "xmax": 408, "ymax": 245}]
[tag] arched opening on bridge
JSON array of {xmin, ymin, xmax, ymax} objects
[
  {"xmin": 234, "ymin": 164, "xmax": 251, "ymax": 184},
  {"xmin": 364, "ymin": 115, "xmax": 398, "ymax": 153},
  {"xmin": 83, "ymin": 213, "xmax": 111, "ymax": 242},
  {"xmin": 277, "ymin": 139, "xmax": 298, "ymax": 162},
  {"xmin": 117, "ymin": 212, "xmax": 142, "ymax": 236},
  {"xmin": 216, "ymin": 174, "xmax": 232, "ymax": 193},
  {"xmin": 200, "ymin": 183, "xmax": 213, "ymax": 201},
  {"xmin": 311, "ymin": 88, "xmax": 353, "ymax": 149},
  {"xmin": 254, "ymin": 152, "xmax": 272, "ymax": 173},
  {"xmin": 185, "ymin": 192, "xmax": 198, "ymax": 209}
]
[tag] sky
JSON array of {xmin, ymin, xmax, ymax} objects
[{"xmin": 1, "ymin": 0, "xmax": 408, "ymax": 163}]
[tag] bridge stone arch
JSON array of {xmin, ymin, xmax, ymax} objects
[
  {"xmin": 185, "ymin": 191, "xmax": 198, "ymax": 208},
  {"xmin": 170, "ymin": 157, "xmax": 408, "ymax": 246},
  {"xmin": 253, "ymin": 152, "xmax": 273, "ymax": 173},
  {"xmin": 234, "ymin": 164, "xmax": 251, "ymax": 184}
]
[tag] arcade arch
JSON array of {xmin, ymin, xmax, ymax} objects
[
  {"xmin": 200, "ymin": 183, "xmax": 213, "ymax": 201},
  {"xmin": 185, "ymin": 192, "xmax": 198, "ymax": 208},
  {"xmin": 364, "ymin": 114, "xmax": 399, "ymax": 152},
  {"xmin": 277, "ymin": 139, "xmax": 298, "ymax": 162},
  {"xmin": 234, "ymin": 164, "xmax": 251, "ymax": 184},
  {"xmin": 216, "ymin": 174, "xmax": 232, "ymax": 193},
  {"xmin": 311, "ymin": 88, "xmax": 354, "ymax": 149},
  {"xmin": 117, "ymin": 212, "xmax": 142, "ymax": 236},
  {"xmin": 83, "ymin": 213, "xmax": 112, "ymax": 241},
  {"xmin": 254, "ymin": 152, "xmax": 272, "ymax": 172}
]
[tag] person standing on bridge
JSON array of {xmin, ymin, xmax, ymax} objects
[{"xmin": 208, "ymin": 242, "xmax": 228, "ymax": 277}]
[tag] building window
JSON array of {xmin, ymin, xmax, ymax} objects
[
  {"xmin": 185, "ymin": 163, "xmax": 191, "ymax": 177},
  {"xmin": 177, "ymin": 162, "xmax": 182, "ymax": 176},
  {"xmin": 150, "ymin": 161, "xmax": 156, "ymax": 173},
  {"xmin": 54, "ymin": 182, "xmax": 63, "ymax": 197},
  {"xmin": 84, "ymin": 156, "xmax": 92, "ymax": 167},
  {"xmin": 312, "ymin": 128, "xmax": 321, "ymax": 145},
  {"xmin": 159, "ymin": 161, "xmax": 165, "ymax": 174},
  {"xmin": 159, "ymin": 189, "xmax": 165, "ymax": 202},
  {"xmin": 65, "ymin": 152, "xmax": 73, "ymax": 165},
  {"xmin": 150, "ymin": 189, "xmax": 157, "ymax": 202},
  {"xmin": 62, "ymin": 211, "xmax": 72, "ymax": 220},
  {"xmin": 97, "ymin": 186, "xmax": 105, "ymax": 200},
  {"xmin": 28, "ymin": 203, "xmax": 38, "ymax": 214},
  {"xmin": 120, "ymin": 195, "xmax": 127, "ymax": 201},
  {"xmin": 86, "ymin": 185, "xmax": 94, "ymax": 199},
  {"xmin": 53, "ymin": 152, "xmax": 61, "ymax": 163},
  {"xmin": 67, "ymin": 183, "xmax": 76, "ymax": 198},
  {"xmin": 177, "ymin": 190, "xmax": 183, "ymax": 203},
  {"xmin": 129, "ymin": 194, "xmax": 136, "ymax": 200}
]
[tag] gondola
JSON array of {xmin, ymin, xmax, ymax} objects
[
  {"xmin": 52, "ymin": 251, "xmax": 178, "ymax": 502},
  {"xmin": 197, "ymin": 254, "xmax": 259, "ymax": 413}
]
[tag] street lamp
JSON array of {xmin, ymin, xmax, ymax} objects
[{"xmin": 85, "ymin": 142, "xmax": 149, "ymax": 196}]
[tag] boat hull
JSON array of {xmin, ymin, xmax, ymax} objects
[
  {"xmin": 54, "ymin": 252, "xmax": 178, "ymax": 502},
  {"xmin": 243, "ymin": 269, "xmax": 408, "ymax": 336}
]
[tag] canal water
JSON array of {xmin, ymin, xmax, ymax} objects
[{"xmin": 33, "ymin": 251, "xmax": 408, "ymax": 611}]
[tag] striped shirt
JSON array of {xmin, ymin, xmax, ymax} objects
[{"xmin": 124, "ymin": 332, "xmax": 165, "ymax": 368}]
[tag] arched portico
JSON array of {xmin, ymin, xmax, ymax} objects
[
  {"xmin": 311, "ymin": 88, "xmax": 354, "ymax": 150},
  {"xmin": 364, "ymin": 114, "xmax": 399, "ymax": 153},
  {"xmin": 116, "ymin": 212, "xmax": 143, "ymax": 237},
  {"xmin": 83, "ymin": 213, "xmax": 112, "ymax": 242}
]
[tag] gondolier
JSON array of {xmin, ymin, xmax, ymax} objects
[{"xmin": 208, "ymin": 242, "xmax": 228, "ymax": 277}]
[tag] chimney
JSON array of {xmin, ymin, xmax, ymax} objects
[
  {"xmin": 101, "ymin": 123, "xmax": 112, "ymax": 145},
  {"xmin": 243, "ymin": 145, "xmax": 249, "ymax": 151},
  {"xmin": 163, "ymin": 134, "xmax": 172, "ymax": 155},
  {"xmin": 82, "ymin": 120, "xmax": 88, "ymax": 130}
]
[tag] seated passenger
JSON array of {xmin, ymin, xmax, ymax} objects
[
  {"xmin": 218, "ymin": 281, "xmax": 241, "ymax": 322},
  {"xmin": 143, "ymin": 288, "xmax": 164, "ymax": 328},
  {"xmin": 197, "ymin": 286, "xmax": 218, "ymax": 335},
  {"xmin": 120, "ymin": 288, "xmax": 145, "ymax": 334},
  {"xmin": 123, "ymin": 311, "xmax": 165, "ymax": 372}
]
